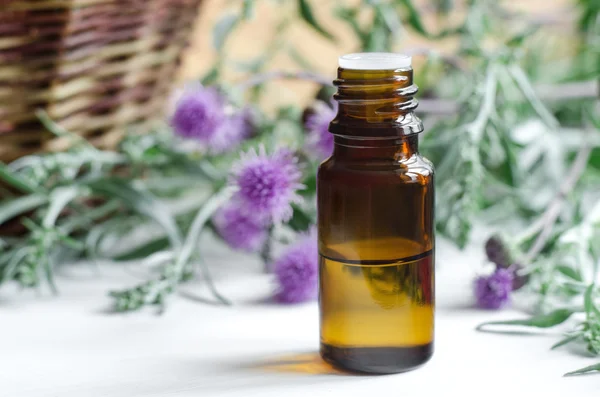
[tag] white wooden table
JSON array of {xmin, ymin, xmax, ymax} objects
[{"xmin": 1, "ymin": 234, "xmax": 598, "ymax": 397}]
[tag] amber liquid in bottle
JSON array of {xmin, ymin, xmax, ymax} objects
[{"xmin": 318, "ymin": 54, "xmax": 434, "ymax": 374}]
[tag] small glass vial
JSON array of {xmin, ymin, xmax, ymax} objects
[{"xmin": 318, "ymin": 53, "xmax": 435, "ymax": 374}]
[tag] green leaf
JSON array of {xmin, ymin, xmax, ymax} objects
[
  {"xmin": 298, "ymin": 0, "xmax": 335, "ymax": 41},
  {"xmin": 242, "ymin": 0, "xmax": 255, "ymax": 19},
  {"xmin": 436, "ymin": 188, "xmax": 474, "ymax": 250},
  {"xmin": 494, "ymin": 133, "xmax": 518, "ymax": 186},
  {"xmin": 584, "ymin": 284, "xmax": 600, "ymax": 317},
  {"xmin": 300, "ymin": 172, "xmax": 317, "ymax": 197},
  {"xmin": 556, "ymin": 265, "xmax": 583, "ymax": 281},
  {"xmin": 379, "ymin": 4, "xmax": 402, "ymax": 36},
  {"xmin": 213, "ymin": 13, "xmax": 239, "ymax": 50},
  {"xmin": 564, "ymin": 362, "xmax": 600, "ymax": 376},
  {"xmin": 588, "ymin": 148, "xmax": 600, "ymax": 174},
  {"xmin": 364, "ymin": 22, "xmax": 389, "ymax": 52},
  {"xmin": 287, "ymin": 205, "xmax": 314, "ymax": 232},
  {"xmin": 36, "ymin": 109, "xmax": 92, "ymax": 148},
  {"xmin": 505, "ymin": 25, "xmax": 539, "ymax": 48},
  {"xmin": 551, "ymin": 334, "xmax": 581, "ymax": 350},
  {"xmin": 0, "ymin": 163, "xmax": 37, "ymax": 193},
  {"xmin": 577, "ymin": 0, "xmax": 600, "ymax": 32},
  {"xmin": 585, "ymin": 103, "xmax": 600, "ymax": 130},
  {"xmin": 476, "ymin": 309, "xmax": 575, "ymax": 331},
  {"xmin": 201, "ymin": 64, "xmax": 220, "ymax": 86},
  {"xmin": 43, "ymin": 186, "xmax": 84, "ymax": 228},
  {"xmin": 315, "ymin": 85, "xmax": 336, "ymax": 103},
  {"xmin": 1, "ymin": 246, "xmax": 30, "ymax": 284},
  {"xmin": 395, "ymin": 0, "xmax": 462, "ymax": 38},
  {"xmin": 396, "ymin": 0, "xmax": 429, "ymax": 36},
  {"xmin": 58, "ymin": 235, "xmax": 85, "ymax": 251},
  {"xmin": 334, "ymin": 6, "xmax": 366, "ymax": 43},
  {"xmin": 112, "ymin": 237, "xmax": 171, "ymax": 262},
  {"xmin": 560, "ymin": 283, "xmax": 585, "ymax": 297},
  {"xmin": 434, "ymin": 0, "xmax": 453, "ymax": 14},
  {"xmin": 61, "ymin": 200, "xmax": 121, "ymax": 234},
  {"xmin": 86, "ymin": 179, "xmax": 182, "ymax": 248},
  {"xmin": 507, "ymin": 64, "xmax": 559, "ymax": 129},
  {"xmin": 232, "ymin": 54, "xmax": 270, "ymax": 74},
  {"xmin": 0, "ymin": 194, "xmax": 47, "ymax": 225}
]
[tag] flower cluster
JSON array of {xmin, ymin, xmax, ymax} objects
[
  {"xmin": 174, "ymin": 85, "xmax": 318, "ymax": 305},
  {"xmin": 171, "ymin": 84, "xmax": 252, "ymax": 154},
  {"xmin": 474, "ymin": 235, "xmax": 529, "ymax": 309},
  {"xmin": 231, "ymin": 146, "xmax": 304, "ymax": 224},
  {"xmin": 212, "ymin": 146, "xmax": 304, "ymax": 253},
  {"xmin": 474, "ymin": 268, "xmax": 514, "ymax": 310},
  {"xmin": 272, "ymin": 231, "xmax": 318, "ymax": 304},
  {"xmin": 212, "ymin": 202, "xmax": 268, "ymax": 253}
]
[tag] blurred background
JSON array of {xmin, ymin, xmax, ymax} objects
[
  {"xmin": 181, "ymin": 0, "xmax": 583, "ymax": 109},
  {"xmin": 1, "ymin": 0, "xmax": 596, "ymax": 160}
]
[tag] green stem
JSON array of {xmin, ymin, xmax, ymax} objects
[
  {"xmin": 467, "ymin": 63, "xmax": 497, "ymax": 142},
  {"xmin": 1, "ymin": 246, "xmax": 31, "ymax": 284},
  {"xmin": 169, "ymin": 186, "xmax": 236, "ymax": 301},
  {"xmin": 60, "ymin": 200, "xmax": 122, "ymax": 234},
  {"xmin": 260, "ymin": 226, "xmax": 274, "ymax": 273},
  {"xmin": 507, "ymin": 64, "xmax": 559, "ymax": 129},
  {"xmin": 42, "ymin": 186, "xmax": 86, "ymax": 228},
  {"xmin": 198, "ymin": 256, "xmax": 231, "ymax": 305},
  {"xmin": 0, "ymin": 163, "xmax": 37, "ymax": 193},
  {"xmin": 173, "ymin": 186, "xmax": 236, "ymax": 272},
  {"xmin": 0, "ymin": 194, "xmax": 48, "ymax": 226},
  {"xmin": 36, "ymin": 109, "xmax": 95, "ymax": 149},
  {"xmin": 522, "ymin": 145, "xmax": 592, "ymax": 263}
]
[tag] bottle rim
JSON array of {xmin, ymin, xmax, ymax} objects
[{"xmin": 338, "ymin": 53, "xmax": 412, "ymax": 70}]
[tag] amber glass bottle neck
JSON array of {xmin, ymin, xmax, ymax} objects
[
  {"xmin": 329, "ymin": 67, "xmax": 423, "ymax": 138},
  {"xmin": 333, "ymin": 135, "xmax": 419, "ymax": 160}
]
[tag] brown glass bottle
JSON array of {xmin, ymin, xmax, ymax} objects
[{"xmin": 318, "ymin": 53, "xmax": 434, "ymax": 374}]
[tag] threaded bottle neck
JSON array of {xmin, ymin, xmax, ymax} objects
[
  {"xmin": 329, "ymin": 66, "xmax": 423, "ymax": 138},
  {"xmin": 333, "ymin": 135, "xmax": 419, "ymax": 160}
]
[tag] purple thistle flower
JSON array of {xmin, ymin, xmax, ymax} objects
[
  {"xmin": 484, "ymin": 235, "xmax": 529, "ymax": 290},
  {"xmin": 304, "ymin": 100, "xmax": 337, "ymax": 160},
  {"xmin": 212, "ymin": 202, "xmax": 268, "ymax": 252},
  {"xmin": 206, "ymin": 108, "xmax": 253, "ymax": 154},
  {"xmin": 474, "ymin": 268, "xmax": 514, "ymax": 309},
  {"xmin": 171, "ymin": 85, "xmax": 225, "ymax": 140},
  {"xmin": 171, "ymin": 84, "xmax": 252, "ymax": 154},
  {"xmin": 232, "ymin": 146, "xmax": 304, "ymax": 224},
  {"xmin": 273, "ymin": 233, "xmax": 318, "ymax": 304}
]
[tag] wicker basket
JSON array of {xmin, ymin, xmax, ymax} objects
[{"xmin": 0, "ymin": 0, "xmax": 203, "ymax": 162}]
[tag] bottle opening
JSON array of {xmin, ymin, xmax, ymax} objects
[{"xmin": 338, "ymin": 52, "xmax": 412, "ymax": 70}]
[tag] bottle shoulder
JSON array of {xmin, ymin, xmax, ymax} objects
[
  {"xmin": 319, "ymin": 154, "xmax": 434, "ymax": 176},
  {"xmin": 318, "ymin": 154, "xmax": 434, "ymax": 186}
]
